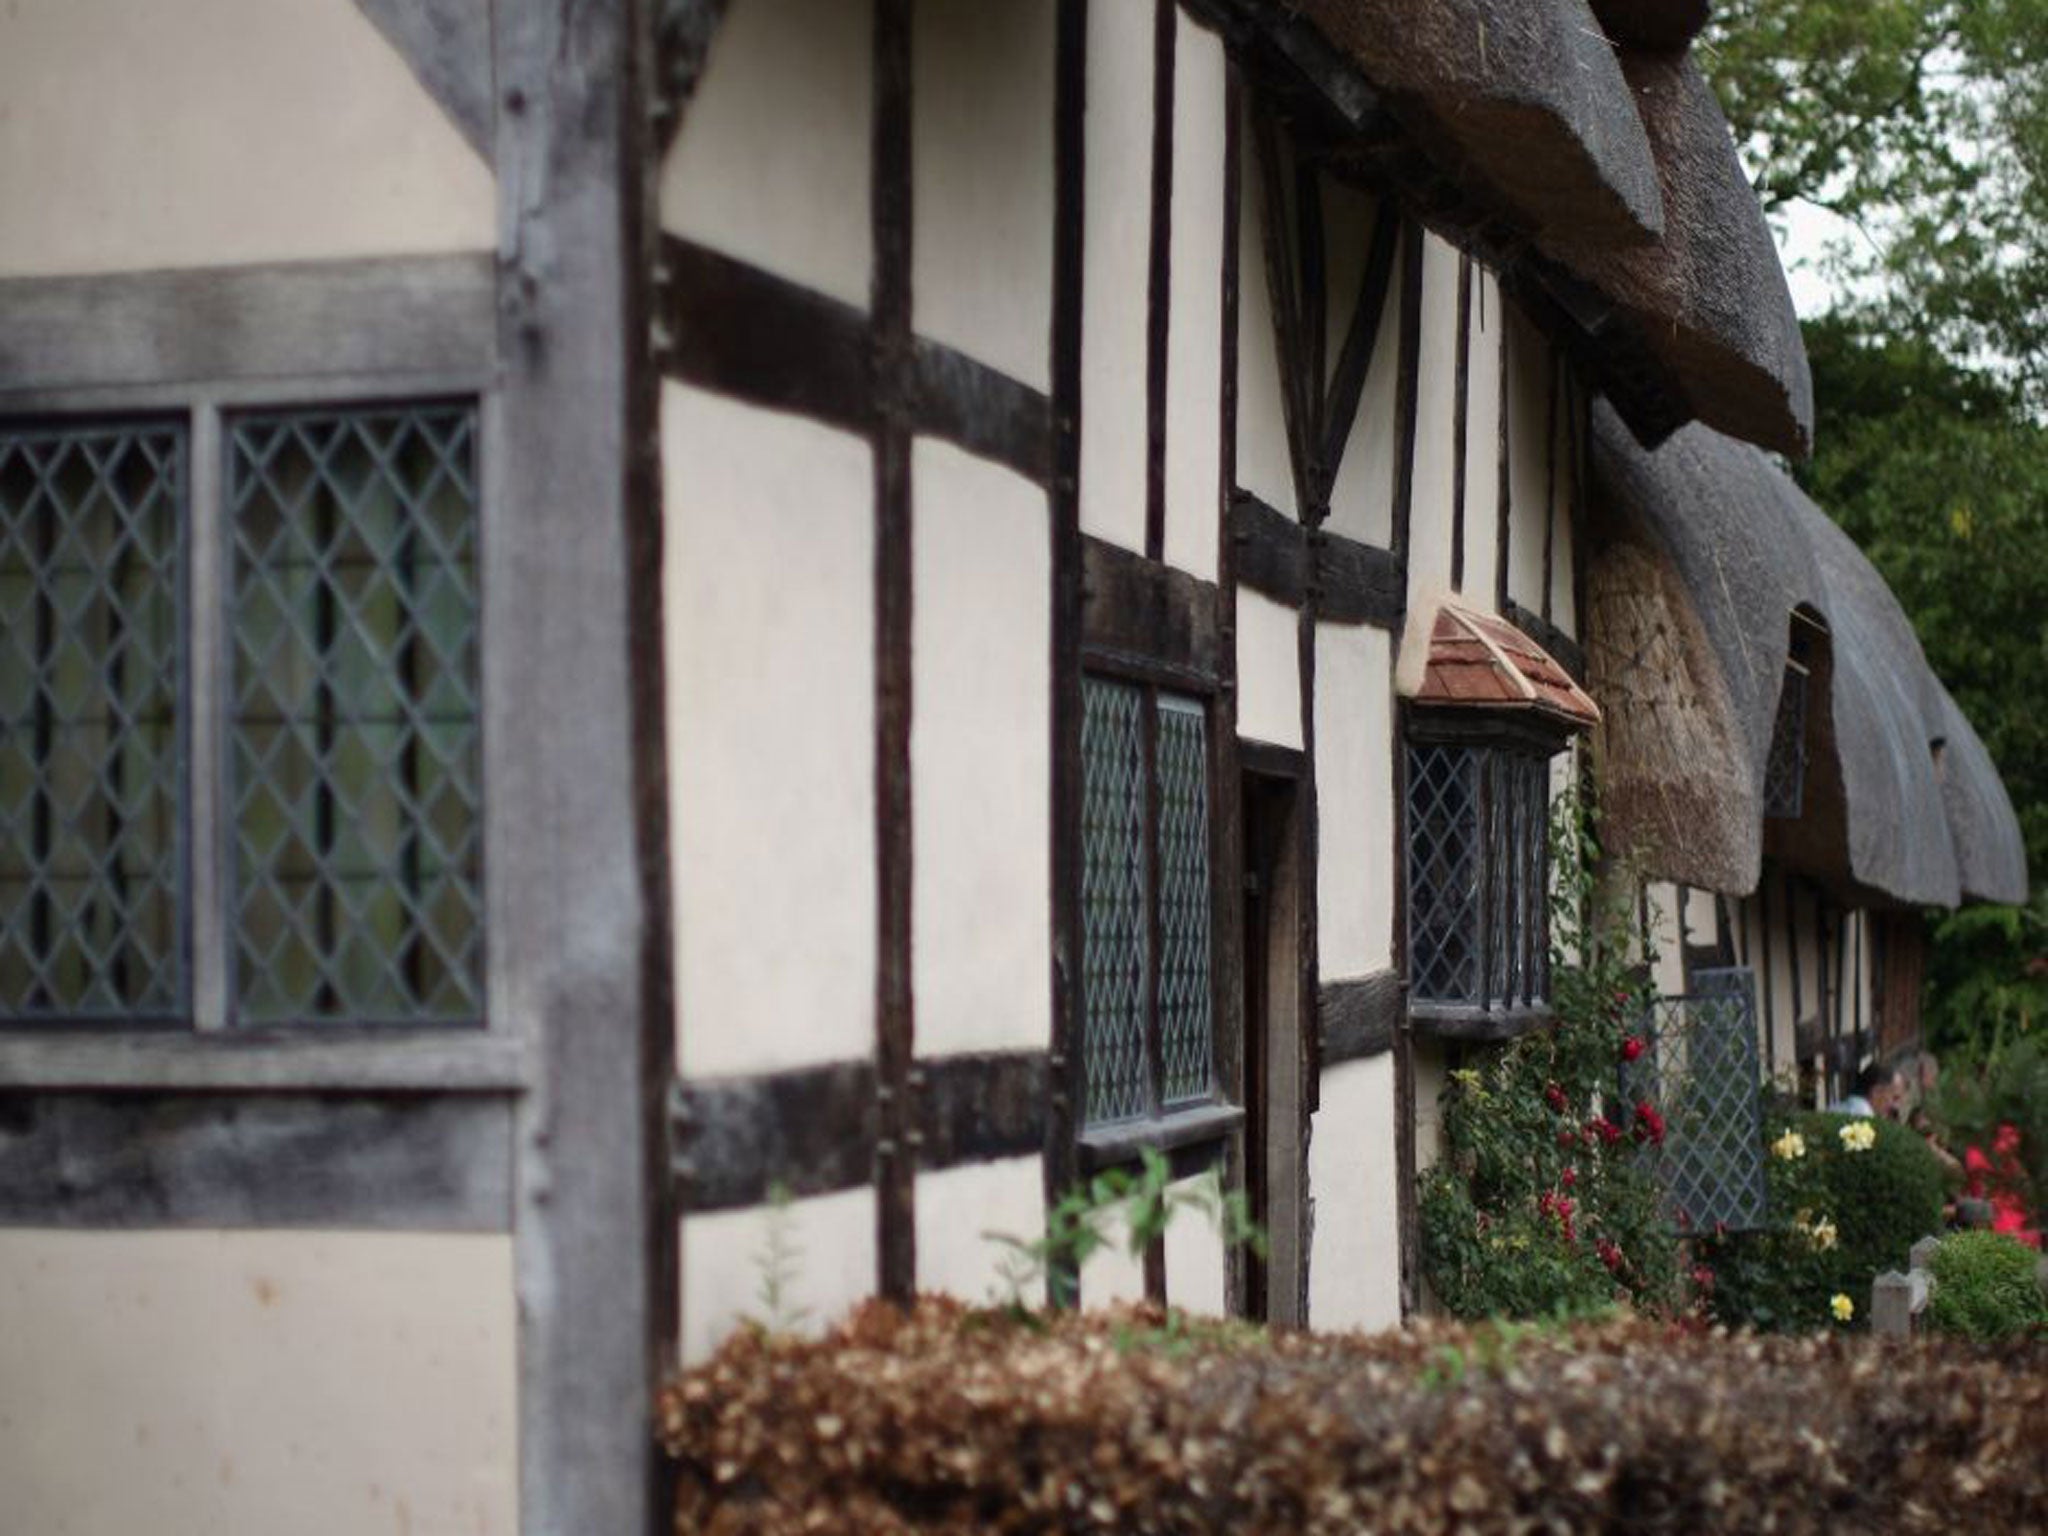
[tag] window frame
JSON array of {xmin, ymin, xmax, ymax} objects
[
  {"xmin": 0, "ymin": 377, "xmax": 513, "ymax": 1090},
  {"xmin": 1074, "ymin": 661, "xmax": 1240, "ymax": 1166},
  {"xmin": 1403, "ymin": 708, "xmax": 1565, "ymax": 1040}
]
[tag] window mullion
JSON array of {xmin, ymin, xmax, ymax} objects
[
  {"xmin": 1476, "ymin": 750, "xmax": 1494, "ymax": 1012},
  {"xmin": 1141, "ymin": 685, "xmax": 1164, "ymax": 1122},
  {"xmin": 189, "ymin": 401, "xmax": 228, "ymax": 1031}
]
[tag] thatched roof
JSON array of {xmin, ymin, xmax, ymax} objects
[
  {"xmin": 1289, "ymin": 0, "xmax": 1665, "ymax": 248},
  {"xmin": 1932, "ymin": 683, "xmax": 2029, "ymax": 905},
  {"xmin": 1586, "ymin": 408, "xmax": 2021, "ymax": 908},
  {"xmin": 1260, "ymin": 1, "xmax": 1813, "ymax": 459}
]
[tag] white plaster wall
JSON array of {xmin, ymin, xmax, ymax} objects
[
  {"xmin": 1460, "ymin": 270, "xmax": 1504, "ymax": 610},
  {"xmin": 1646, "ymin": 880, "xmax": 1686, "ymax": 1000},
  {"xmin": 1404, "ymin": 234, "xmax": 1464, "ymax": 609},
  {"xmin": 913, "ymin": 0, "xmax": 1056, "ymax": 390},
  {"xmin": 1079, "ymin": 1201, "xmax": 1147, "ymax": 1307},
  {"xmin": 1412, "ymin": 1041, "xmax": 1451, "ymax": 1174},
  {"xmin": 916, "ymin": 1156, "xmax": 1046, "ymax": 1305},
  {"xmin": 1315, "ymin": 623, "xmax": 1395, "ymax": 977},
  {"xmin": 1234, "ymin": 115, "xmax": 1296, "ymax": 520},
  {"xmin": 1307, "ymin": 1055, "xmax": 1401, "ymax": 1331},
  {"xmin": 1163, "ymin": 1175, "xmax": 1228, "ymax": 1318},
  {"xmin": 661, "ymin": 0, "xmax": 873, "ymax": 308},
  {"xmin": 1162, "ymin": 14, "xmax": 1227, "ymax": 581},
  {"xmin": 1235, "ymin": 589, "xmax": 1303, "ymax": 749},
  {"xmin": 664, "ymin": 383, "xmax": 876, "ymax": 1076},
  {"xmin": 1078, "ymin": 0, "xmax": 1157, "ymax": 553},
  {"xmin": 0, "ymin": 0, "xmax": 492, "ymax": 278},
  {"xmin": 682, "ymin": 1185, "xmax": 877, "ymax": 1361},
  {"xmin": 1503, "ymin": 306, "xmax": 1552, "ymax": 616},
  {"xmin": 1323, "ymin": 181, "xmax": 1400, "ymax": 551},
  {"xmin": 913, "ymin": 440, "xmax": 1051, "ymax": 1055},
  {"xmin": 0, "ymin": 1230, "xmax": 514, "ymax": 1536}
]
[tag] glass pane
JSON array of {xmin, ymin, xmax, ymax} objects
[
  {"xmin": 1406, "ymin": 742, "xmax": 1480, "ymax": 1004},
  {"xmin": 1156, "ymin": 693, "xmax": 1211, "ymax": 1107},
  {"xmin": 1080, "ymin": 676, "xmax": 1147, "ymax": 1124},
  {"xmin": 227, "ymin": 406, "xmax": 481, "ymax": 1024},
  {"xmin": 0, "ymin": 423, "xmax": 185, "ymax": 1020},
  {"xmin": 1764, "ymin": 665, "xmax": 1808, "ymax": 818}
]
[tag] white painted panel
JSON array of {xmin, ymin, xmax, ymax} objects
[
  {"xmin": 1404, "ymin": 233, "xmax": 1463, "ymax": 611},
  {"xmin": 1163, "ymin": 1175, "xmax": 1227, "ymax": 1318},
  {"xmin": 1315, "ymin": 623, "xmax": 1394, "ymax": 977},
  {"xmin": 661, "ymin": 0, "xmax": 873, "ymax": 308},
  {"xmin": 1647, "ymin": 880, "xmax": 1686, "ymax": 999},
  {"xmin": 665, "ymin": 383, "xmax": 876, "ymax": 1076},
  {"xmin": 914, "ymin": 440, "xmax": 1051, "ymax": 1055},
  {"xmin": 1234, "ymin": 110, "xmax": 1295, "ymax": 520},
  {"xmin": 1079, "ymin": 1200, "xmax": 1147, "ymax": 1307},
  {"xmin": 916, "ymin": 1156, "xmax": 1046, "ymax": 1306},
  {"xmin": 1078, "ymin": 0, "xmax": 1155, "ymax": 553},
  {"xmin": 1460, "ymin": 270, "xmax": 1504, "ymax": 610},
  {"xmin": 1235, "ymin": 588, "xmax": 1302, "ymax": 750},
  {"xmin": 0, "ymin": 1230, "xmax": 514, "ymax": 1536},
  {"xmin": 1324, "ymin": 179, "xmax": 1399, "ymax": 551},
  {"xmin": 1503, "ymin": 305, "xmax": 1553, "ymax": 615},
  {"xmin": 0, "ymin": 0, "xmax": 492, "ymax": 278},
  {"xmin": 1162, "ymin": 14, "xmax": 1227, "ymax": 582},
  {"xmin": 1307, "ymin": 1055, "xmax": 1400, "ymax": 1331},
  {"xmin": 914, "ymin": 0, "xmax": 1056, "ymax": 389},
  {"xmin": 682, "ymin": 1185, "xmax": 878, "ymax": 1361},
  {"xmin": 1412, "ymin": 1040, "xmax": 1450, "ymax": 1174}
]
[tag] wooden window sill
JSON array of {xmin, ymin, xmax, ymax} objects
[
  {"xmin": 1411, "ymin": 1004, "xmax": 1554, "ymax": 1044},
  {"xmin": 0, "ymin": 1029, "xmax": 527, "ymax": 1093},
  {"xmin": 1077, "ymin": 1101, "xmax": 1245, "ymax": 1172}
]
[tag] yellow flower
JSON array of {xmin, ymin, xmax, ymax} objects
[
  {"xmin": 1811, "ymin": 1216, "xmax": 1838, "ymax": 1252},
  {"xmin": 1771, "ymin": 1130, "xmax": 1807, "ymax": 1161},
  {"xmin": 1830, "ymin": 1293, "xmax": 1855, "ymax": 1323},
  {"xmin": 1838, "ymin": 1121, "xmax": 1877, "ymax": 1153}
]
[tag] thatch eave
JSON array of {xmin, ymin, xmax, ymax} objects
[{"xmin": 1933, "ymin": 683, "xmax": 2029, "ymax": 906}]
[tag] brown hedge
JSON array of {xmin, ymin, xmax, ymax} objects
[{"xmin": 659, "ymin": 1298, "xmax": 2048, "ymax": 1535}]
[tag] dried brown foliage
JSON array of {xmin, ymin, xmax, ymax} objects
[{"xmin": 659, "ymin": 1297, "xmax": 2048, "ymax": 1535}]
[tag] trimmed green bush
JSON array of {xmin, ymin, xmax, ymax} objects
[
  {"xmin": 1701, "ymin": 1111, "xmax": 1947, "ymax": 1331},
  {"xmin": 1926, "ymin": 1231, "xmax": 2048, "ymax": 1340}
]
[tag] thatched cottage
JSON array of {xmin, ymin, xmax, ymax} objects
[{"xmin": 0, "ymin": 0, "xmax": 2022, "ymax": 1531}]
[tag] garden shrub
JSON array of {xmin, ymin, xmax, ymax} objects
[
  {"xmin": 1925, "ymin": 1230, "xmax": 2048, "ymax": 1340},
  {"xmin": 1420, "ymin": 795, "xmax": 1679, "ymax": 1320},
  {"xmin": 1700, "ymin": 1111, "xmax": 1947, "ymax": 1331},
  {"xmin": 659, "ymin": 1298, "xmax": 2048, "ymax": 1534}
]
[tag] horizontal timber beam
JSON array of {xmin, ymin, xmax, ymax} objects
[
  {"xmin": 1318, "ymin": 969, "xmax": 1402, "ymax": 1064},
  {"xmin": 1081, "ymin": 536, "xmax": 1224, "ymax": 686},
  {"xmin": 656, "ymin": 236, "xmax": 1053, "ymax": 485},
  {"xmin": 670, "ymin": 1049, "xmax": 1049, "ymax": 1213},
  {"xmin": 1230, "ymin": 490, "xmax": 1404, "ymax": 629}
]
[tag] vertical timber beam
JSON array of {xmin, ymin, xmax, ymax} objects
[
  {"xmin": 1388, "ymin": 220, "xmax": 1423, "ymax": 567},
  {"xmin": 1143, "ymin": 0, "xmax": 1177, "ymax": 562},
  {"xmin": 872, "ymin": 0, "xmax": 918, "ymax": 1305},
  {"xmin": 1046, "ymin": 0, "xmax": 1087, "ymax": 1306},
  {"xmin": 493, "ymin": 0, "xmax": 669, "ymax": 1530},
  {"xmin": 1493, "ymin": 311, "xmax": 1511, "ymax": 614},
  {"xmin": 1448, "ymin": 253, "xmax": 1472, "ymax": 592}
]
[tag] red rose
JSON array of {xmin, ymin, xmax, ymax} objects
[
  {"xmin": 1592, "ymin": 1117, "xmax": 1623, "ymax": 1147},
  {"xmin": 1597, "ymin": 1239, "xmax": 1623, "ymax": 1273},
  {"xmin": 1621, "ymin": 1036, "xmax": 1646, "ymax": 1063},
  {"xmin": 1632, "ymin": 1102, "xmax": 1666, "ymax": 1146},
  {"xmin": 1544, "ymin": 1081, "xmax": 1568, "ymax": 1113},
  {"xmin": 1690, "ymin": 1264, "xmax": 1715, "ymax": 1290},
  {"xmin": 1558, "ymin": 1129, "xmax": 1580, "ymax": 1150},
  {"xmin": 1994, "ymin": 1123, "xmax": 2022, "ymax": 1158},
  {"xmin": 1560, "ymin": 1166, "xmax": 1577, "ymax": 1189}
]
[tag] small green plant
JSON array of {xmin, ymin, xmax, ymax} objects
[
  {"xmin": 748, "ymin": 1180, "xmax": 811, "ymax": 1335},
  {"xmin": 985, "ymin": 1146, "xmax": 1267, "ymax": 1311},
  {"xmin": 1924, "ymin": 1231, "xmax": 2048, "ymax": 1340}
]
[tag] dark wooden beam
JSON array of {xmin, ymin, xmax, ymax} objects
[
  {"xmin": 1317, "ymin": 200, "xmax": 1401, "ymax": 501},
  {"xmin": 656, "ymin": 237, "xmax": 1053, "ymax": 485},
  {"xmin": 1449, "ymin": 252, "xmax": 1473, "ymax": 591},
  {"xmin": 671, "ymin": 1051, "xmax": 1052, "ymax": 1213},
  {"xmin": 1388, "ymin": 219, "xmax": 1424, "ymax": 564},
  {"xmin": 0, "ymin": 256, "xmax": 495, "ymax": 397},
  {"xmin": 1314, "ymin": 528, "xmax": 1405, "ymax": 628},
  {"xmin": 1144, "ymin": 0, "xmax": 1177, "ymax": 561},
  {"xmin": 490, "ymin": 1, "xmax": 665, "ymax": 1528},
  {"xmin": 1231, "ymin": 488, "xmax": 1308, "ymax": 606},
  {"xmin": 0, "ymin": 1091, "xmax": 511, "ymax": 1230},
  {"xmin": 871, "ymin": 0, "xmax": 917, "ymax": 1306},
  {"xmin": 1318, "ymin": 970, "xmax": 1401, "ymax": 1064},
  {"xmin": 352, "ymin": 0, "xmax": 495, "ymax": 158},
  {"xmin": 1540, "ymin": 345, "xmax": 1560, "ymax": 623},
  {"xmin": 1081, "ymin": 536, "xmax": 1224, "ymax": 685},
  {"xmin": 1494, "ymin": 313, "xmax": 1513, "ymax": 613}
]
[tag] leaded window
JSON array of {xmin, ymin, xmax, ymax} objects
[
  {"xmin": 0, "ymin": 424, "xmax": 186, "ymax": 1021},
  {"xmin": 1080, "ymin": 676, "xmax": 1214, "ymax": 1125},
  {"xmin": 0, "ymin": 403, "xmax": 482, "ymax": 1029},
  {"xmin": 1763, "ymin": 660, "xmax": 1808, "ymax": 820},
  {"xmin": 1406, "ymin": 731, "xmax": 1553, "ymax": 1021}
]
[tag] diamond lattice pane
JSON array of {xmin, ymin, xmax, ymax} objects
[
  {"xmin": 228, "ymin": 406, "xmax": 482, "ymax": 1024},
  {"xmin": 1081, "ymin": 676, "xmax": 1148, "ymax": 1124},
  {"xmin": 1624, "ymin": 967, "xmax": 1769, "ymax": 1232},
  {"xmin": 1407, "ymin": 742, "xmax": 1479, "ymax": 1005},
  {"xmin": 0, "ymin": 423, "xmax": 186, "ymax": 1020},
  {"xmin": 1156, "ymin": 694, "xmax": 1212, "ymax": 1107},
  {"xmin": 1764, "ymin": 665, "xmax": 1808, "ymax": 819}
]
